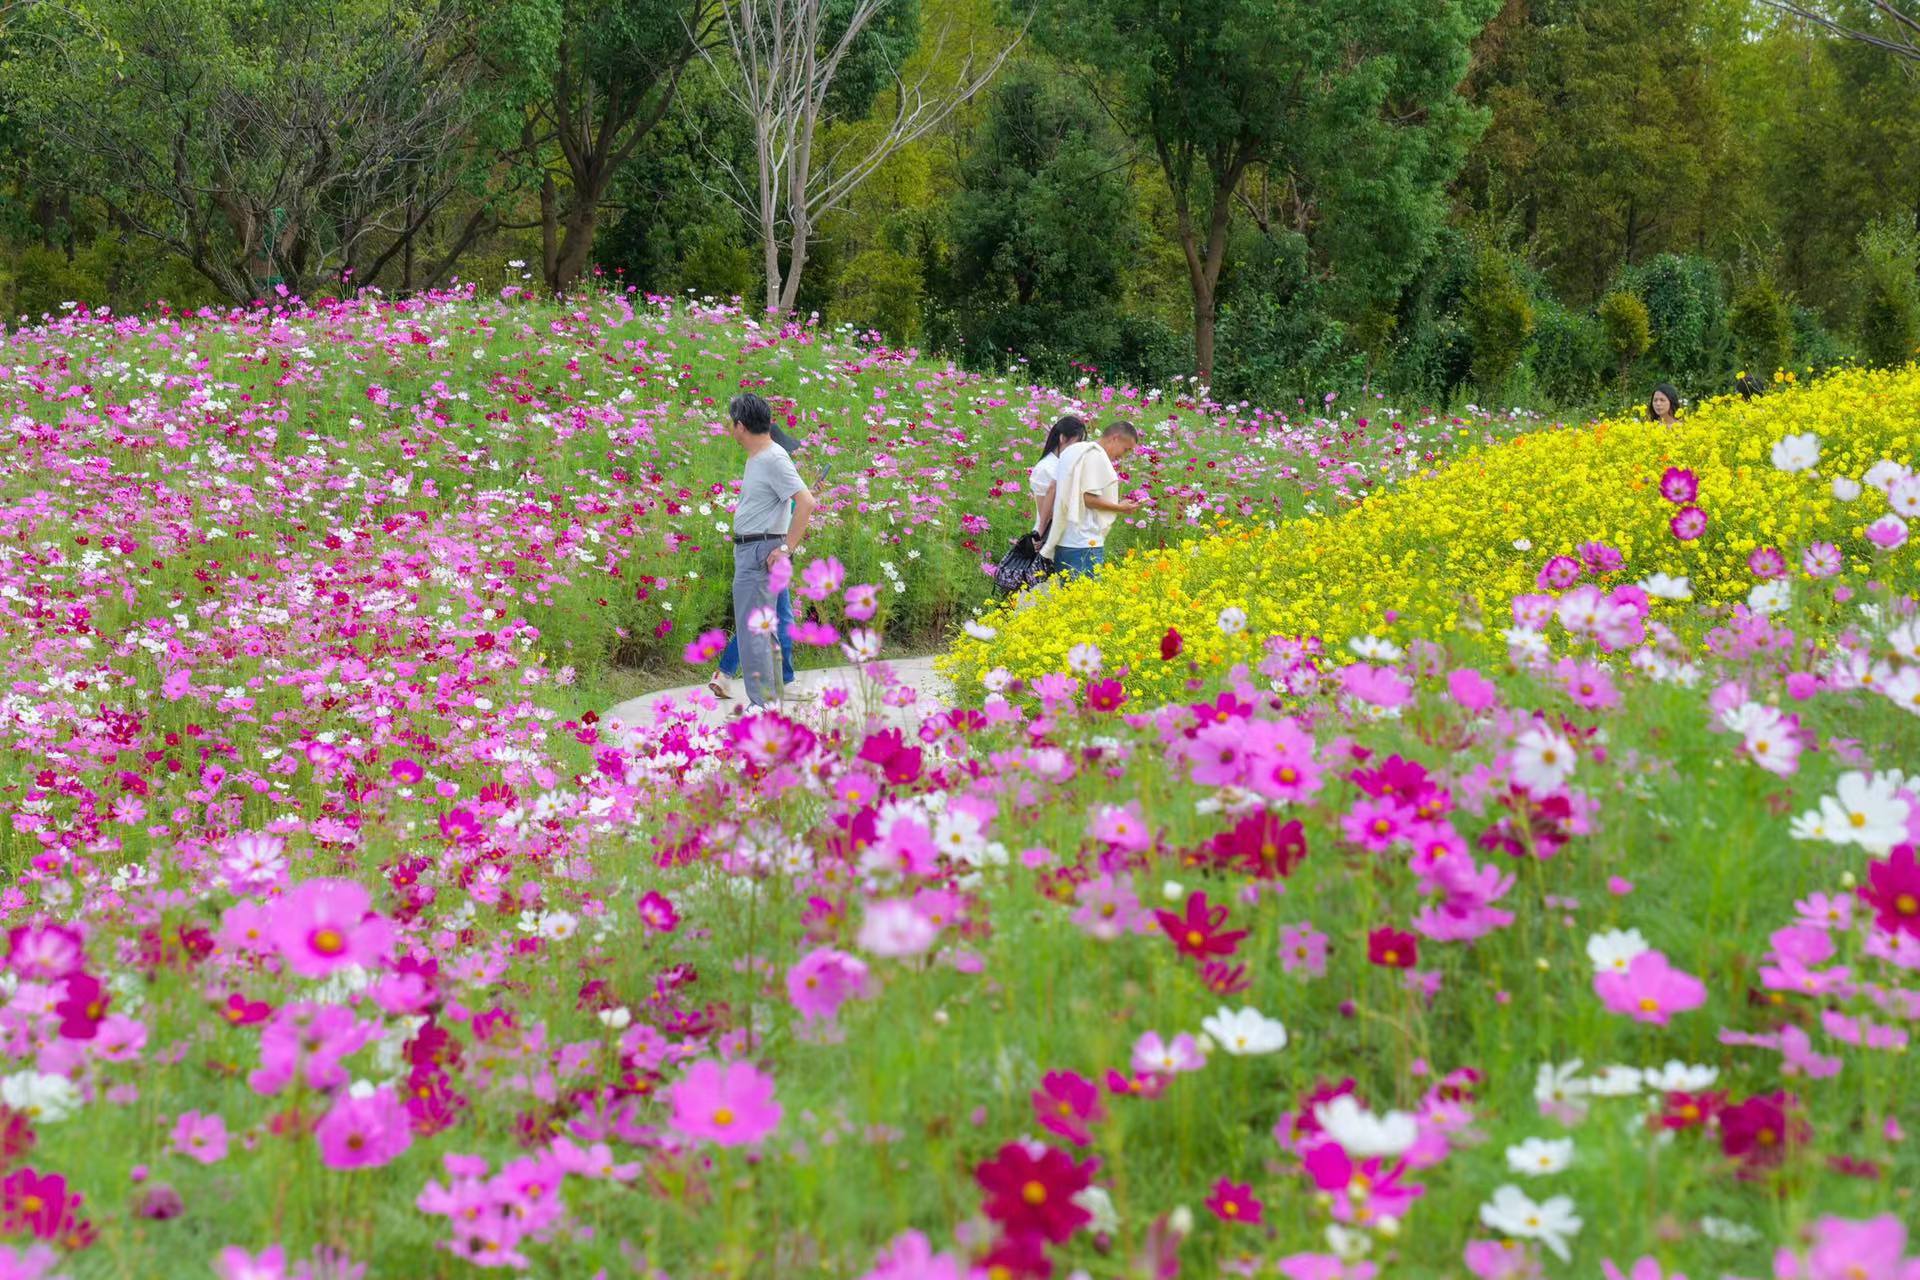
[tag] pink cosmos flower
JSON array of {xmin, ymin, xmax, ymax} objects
[
  {"xmin": 1865, "ymin": 515, "xmax": 1908, "ymax": 550},
  {"xmin": 857, "ymin": 899, "xmax": 937, "ymax": 957},
  {"xmin": 1279, "ymin": 922, "xmax": 1329, "ymax": 977},
  {"xmin": 1802, "ymin": 542, "xmax": 1843, "ymax": 578},
  {"xmin": 169, "ymin": 1110, "xmax": 229, "ymax": 1165},
  {"xmin": 1448, "ymin": 667, "xmax": 1498, "ymax": 712},
  {"xmin": 1089, "ymin": 802, "xmax": 1151, "ymax": 852},
  {"xmin": 1749, "ymin": 546, "xmax": 1787, "ymax": 579},
  {"xmin": 268, "ymin": 879, "xmax": 394, "ymax": 978},
  {"xmin": 797, "ymin": 556, "xmax": 846, "ymax": 601},
  {"xmin": 636, "ymin": 891, "xmax": 680, "ymax": 934},
  {"xmin": 844, "ymin": 583, "xmax": 880, "ymax": 620},
  {"xmin": 856, "ymin": 1230, "xmax": 965, "ymax": 1280},
  {"xmin": 1464, "ymin": 1239, "xmax": 1542, "ymax": 1279},
  {"xmin": 1338, "ymin": 663, "xmax": 1412, "ymax": 709},
  {"xmin": 215, "ymin": 1245, "xmax": 288, "ymax": 1280},
  {"xmin": 314, "ymin": 1087, "xmax": 413, "ymax": 1170},
  {"xmin": 1774, "ymin": 1213, "xmax": 1915, "ymax": 1280},
  {"xmin": 1670, "ymin": 506, "xmax": 1708, "ymax": 540},
  {"xmin": 1130, "ymin": 1030, "xmax": 1206, "ymax": 1075},
  {"xmin": 785, "ymin": 947, "xmax": 870, "ymax": 1023},
  {"xmin": 1601, "ymin": 1259, "xmax": 1683, "ymax": 1280},
  {"xmin": 1277, "ymin": 1255, "xmax": 1378, "ymax": 1280},
  {"xmin": 1032, "ymin": 1070, "xmax": 1107, "ymax": 1147},
  {"xmin": 665, "ymin": 1058, "xmax": 782, "ymax": 1147},
  {"xmin": 1593, "ymin": 949, "xmax": 1707, "ymax": 1024},
  {"xmin": 1537, "ymin": 555, "xmax": 1583, "ymax": 590},
  {"xmin": 1072, "ymin": 874, "xmax": 1153, "ymax": 941},
  {"xmin": 683, "ymin": 629, "xmax": 728, "ymax": 665}
]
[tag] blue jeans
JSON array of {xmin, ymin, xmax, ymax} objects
[
  {"xmin": 721, "ymin": 580, "xmax": 795, "ymax": 688},
  {"xmin": 1053, "ymin": 545, "xmax": 1106, "ymax": 579}
]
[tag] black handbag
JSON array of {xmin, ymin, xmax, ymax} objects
[{"xmin": 993, "ymin": 531, "xmax": 1051, "ymax": 594}]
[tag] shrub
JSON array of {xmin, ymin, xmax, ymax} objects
[
  {"xmin": 833, "ymin": 246, "xmax": 925, "ymax": 344},
  {"xmin": 1856, "ymin": 218, "xmax": 1920, "ymax": 369},
  {"xmin": 1790, "ymin": 304, "xmax": 1853, "ymax": 378},
  {"xmin": 1598, "ymin": 290, "xmax": 1650, "ymax": 387},
  {"xmin": 1729, "ymin": 272, "xmax": 1794, "ymax": 379},
  {"xmin": 1463, "ymin": 246, "xmax": 1535, "ymax": 396},
  {"xmin": 1529, "ymin": 298, "xmax": 1608, "ymax": 407},
  {"xmin": 1617, "ymin": 253, "xmax": 1731, "ymax": 388}
]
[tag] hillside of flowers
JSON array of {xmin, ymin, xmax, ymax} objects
[
  {"xmin": 0, "ymin": 286, "xmax": 1530, "ymax": 685},
  {"xmin": 950, "ymin": 366, "xmax": 1920, "ymax": 706},
  {"xmin": 1, "ymin": 287, "xmax": 1916, "ymax": 1278}
]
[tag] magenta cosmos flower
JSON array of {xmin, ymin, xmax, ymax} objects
[
  {"xmin": 666, "ymin": 1058, "xmax": 782, "ymax": 1147},
  {"xmin": 1659, "ymin": 467, "xmax": 1698, "ymax": 503},
  {"xmin": 1593, "ymin": 949, "xmax": 1706, "ymax": 1024},
  {"xmin": 1858, "ymin": 845, "xmax": 1920, "ymax": 939},
  {"xmin": 1669, "ymin": 506, "xmax": 1708, "ymax": 541},
  {"xmin": 315, "ymin": 1087, "xmax": 413, "ymax": 1170},
  {"xmin": 269, "ymin": 878, "xmax": 394, "ymax": 978}
]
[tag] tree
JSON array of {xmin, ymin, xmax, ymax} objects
[
  {"xmin": 701, "ymin": 0, "xmax": 1022, "ymax": 314},
  {"xmin": 1036, "ymin": 0, "xmax": 1495, "ymax": 380},
  {"xmin": 1599, "ymin": 289, "xmax": 1650, "ymax": 387},
  {"xmin": 3, "ymin": 0, "xmax": 494, "ymax": 301},
  {"xmin": 1729, "ymin": 269, "xmax": 1794, "ymax": 377},
  {"xmin": 934, "ymin": 63, "xmax": 1139, "ymax": 373},
  {"xmin": 1464, "ymin": 242, "xmax": 1535, "ymax": 394},
  {"xmin": 1759, "ymin": 0, "xmax": 1920, "ymax": 61},
  {"xmin": 1458, "ymin": 0, "xmax": 1734, "ymax": 305},
  {"xmin": 1857, "ymin": 217, "xmax": 1920, "ymax": 367},
  {"xmin": 517, "ymin": 0, "xmax": 722, "ymax": 292}
]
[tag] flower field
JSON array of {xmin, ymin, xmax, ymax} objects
[
  {"xmin": 949, "ymin": 365, "xmax": 1920, "ymax": 706},
  {"xmin": 0, "ymin": 288, "xmax": 1917, "ymax": 1278}
]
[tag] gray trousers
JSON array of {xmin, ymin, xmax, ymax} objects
[{"xmin": 731, "ymin": 539, "xmax": 783, "ymax": 707}]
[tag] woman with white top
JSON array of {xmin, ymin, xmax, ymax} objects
[{"xmin": 1028, "ymin": 415, "xmax": 1088, "ymax": 535}]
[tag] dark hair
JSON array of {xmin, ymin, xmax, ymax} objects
[
  {"xmin": 1648, "ymin": 383, "xmax": 1681, "ymax": 422},
  {"xmin": 1038, "ymin": 414, "xmax": 1087, "ymax": 460},
  {"xmin": 771, "ymin": 424, "xmax": 804, "ymax": 454},
  {"xmin": 1734, "ymin": 373, "xmax": 1765, "ymax": 401},
  {"xmin": 1101, "ymin": 421, "xmax": 1141, "ymax": 442},
  {"xmin": 729, "ymin": 392, "xmax": 773, "ymax": 435}
]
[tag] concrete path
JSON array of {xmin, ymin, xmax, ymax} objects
[{"xmin": 603, "ymin": 654, "xmax": 952, "ymax": 737}]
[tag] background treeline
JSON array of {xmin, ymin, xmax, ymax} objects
[{"xmin": 3, "ymin": 0, "xmax": 1918, "ymax": 412}]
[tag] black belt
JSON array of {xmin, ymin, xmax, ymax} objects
[{"xmin": 732, "ymin": 532, "xmax": 784, "ymax": 545}]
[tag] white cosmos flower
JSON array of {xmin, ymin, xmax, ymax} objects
[
  {"xmin": 1199, "ymin": 1006, "xmax": 1289, "ymax": 1056},
  {"xmin": 1067, "ymin": 642, "xmax": 1103, "ymax": 676},
  {"xmin": 1643, "ymin": 1061, "xmax": 1719, "ymax": 1092},
  {"xmin": 1585, "ymin": 928, "xmax": 1649, "ymax": 976},
  {"xmin": 1073, "ymin": 1184, "xmax": 1119, "ymax": 1234},
  {"xmin": 1479, "ymin": 1184, "xmax": 1583, "ymax": 1262},
  {"xmin": 1889, "ymin": 620, "xmax": 1920, "ymax": 662},
  {"xmin": 1313, "ymin": 1094, "xmax": 1419, "ymax": 1158},
  {"xmin": 962, "ymin": 619, "xmax": 997, "ymax": 641},
  {"xmin": 1864, "ymin": 459, "xmax": 1913, "ymax": 496},
  {"xmin": 1533, "ymin": 1060, "xmax": 1591, "ymax": 1109},
  {"xmin": 597, "ymin": 1006, "xmax": 632, "ymax": 1030},
  {"xmin": 1504, "ymin": 1136, "xmax": 1575, "ymax": 1176},
  {"xmin": 1512, "ymin": 726, "xmax": 1576, "ymax": 793},
  {"xmin": 1748, "ymin": 581, "xmax": 1792, "ymax": 616},
  {"xmin": 1217, "ymin": 607, "xmax": 1248, "ymax": 636},
  {"xmin": 1348, "ymin": 634, "xmax": 1404, "ymax": 662},
  {"xmin": 0, "ymin": 1070, "xmax": 79, "ymax": 1122},
  {"xmin": 1586, "ymin": 1065, "xmax": 1644, "ymax": 1097},
  {"xmin": 1769, "ymin": 432, "xmax": 1821, "ymax": 473},
  {"xmin": 1639, "ymin": 572, "xmax": 1691, "ymax": 600},
  {"xmin": 1832, "ymin": 475, "xmax": 1863, "ymax": 501},
  {"xmin": 1699, "ymin": 1216, "xmax": 1762, "ymax": 1244},
  {"xmin": 1816, "ymin": 771, "xmax": 1911, "ymax": 853}
]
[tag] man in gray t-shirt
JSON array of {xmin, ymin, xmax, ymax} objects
[{"xmin": 726, "ymin": 393, "xmax": 817, "ymax": 708}]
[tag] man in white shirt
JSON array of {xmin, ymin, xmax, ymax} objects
[
  {"xmin": 727, "ymin": 393, "xmax": 816, "ymax": 708},
  {"xmin": 1038, "ymin": 422, "xmax": 1143, "ymax": 578}
]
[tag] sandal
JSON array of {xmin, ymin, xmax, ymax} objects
[{"xmin": 708, "ymin": 673, "xmax": 734, "ymax": 700}]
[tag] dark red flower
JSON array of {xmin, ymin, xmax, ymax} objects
[
  {"xmin": 1720, "ymin": 1091, "xmax": 1806, "ymax": 1169},
  {"xmin": 857, "ymin": 729, "xmax": 922, "ymax": 785},
  {"xmin": 1367, "ymin": 927, "xmax": 1418, "ymax": 969},
  {"xmin": 1160, "ymin": 628, "xmax": 1183, "ymax": 661},
  {"xmin": 1348, "ymin": 755, "xmax": 1432, "ymax": 805},
  {"xmin": 1858, "ymin": 844, "xmax": 1920, "ymax": 939},
  {"xmin": 1204, "ymin": 1177, "xmax": 1264, "ymax": 1224},
  {"xmin": 1210, "ymin": 811, "xmax": 1307, "ymax": 879},
  {"xmin": 1653, "ymin": 1090, "xmax": 1726, "ymax": 1132},
  {"xmin": 975, "ymin": 1142, "xmax": 1096, "ymax": 1243},
  {"xmin": 1153, "ymin": 891, "xmax": 1249, "ymax": 961},
  {"xmin": 979, "ymin": 1228, "xmax": 1054, "ymax": 1279}
]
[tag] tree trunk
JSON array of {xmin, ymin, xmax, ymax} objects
[
  {"xmin": 540, "ymin": 174, "xmax": 560, "ymax": 289},
  {"xmin": 778, "ymin": 232, "xmax": 810, "ymax": 314},
  {"xmin": 551, "ymin": 200, "xmax": 600, "ymax": 292}
]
